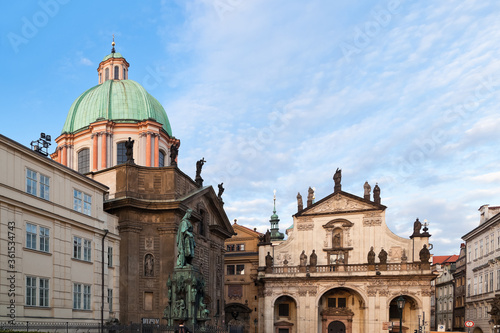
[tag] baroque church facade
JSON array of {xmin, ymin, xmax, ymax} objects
[
  {"xmin": 257, "ymin": 171, "xmax": 434, "ymax": 333},
  {"xmin": 51, "ymin": 42, "xmax": 234, "ymax": 326}
]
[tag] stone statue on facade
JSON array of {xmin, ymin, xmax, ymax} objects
[
  {"xmin": 310, "ymin": 250, "xmax": 317, "ymax": 266},
  {"xmin": 363, "ymin": 181, "xmax": 371, "ymax": 200},
  {"xmin": 125, "ymin": 137, "xmax": 134, "ymax": 163},
  {"xmin": 412, "ymin": 218, "xmax": 422, "ymax": 237},
  {"xmin": 145, "ymin": 253, "xmax": 154, "ymax": 277},
  {"xmin": 378, "ymin": 248, "xmax": 388, "ymax": 264},
  {"xmin": 333, "ymin": 233, "xmax": 341, "ymax": 248},
  {"xmin": 265, "ymin": 252, "xmax": 273, "ymax": 269},
  {"xmin": 419, "ymin": 244, "xmax": 430, "ymax": 263},
  {"xmin": 367, "ymin": 246, "xmax": 376, "ymax": 264},
  {"xmin": 195, "ymin": 158, "xmax": 206, "ymax": 186},
  {"xmin": 300, "ymin": 250, "xmax": 307, "ymax": 266},
  {"xmin": 373, "ymin": 183, "xmax": 381, "ymax": 204},
  {"xmin": 333, "ymin": 168, "xmax": 342, "ymax": 192},
  {"xmin": 176, "ymin": 209, "xmax": 195, "ymax": 267},
  {"xmin": 170, "ymin": 144, "xmax": 179, "ymax": 167},
  {"xmin": 307, "ymin": 187, "xmax": 314, "ymax": 207},
  {"xmin": 297, "ymin": 192, "xmax": 303, "ymax": 211},
  {"xmin": 217, "ymin": 183, "xmax": 224, "ymax": 201}
]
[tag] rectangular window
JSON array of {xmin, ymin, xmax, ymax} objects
[
  {"xmin": 236, "ymin": 264, "xmax": 245, "ymax": 275},
  {"xmin": 486, "ymin": 236, "xmax": 490, "ymax": 254},
  {"xmin": 474, "ymin": 276, "xmax": 478, "ymax": 295},
  {"xmin": 73, "ymin": 283, "xmax": 82, "ymax": 309},
  {"xmin": 479, "ymin": 275, "xmax": 483, "ymax": 294},
  {"xmin": 338, "ymin": 298, "xmax": 347, "ymax": 308},
  {"xmin": 278, "ymin": 303, "xmax": 289, "ymax": 317},
  {"xmin": 39, "ymin": 226, "xmax": 50, "ymax": 252},
  {"xmin": 108, "ymin": 246, "xmax": 113, "ymax": 267},
  {"xmin": 73, "ymin": 236, "xmax": 82, "ymax": 259},
  {"xmin": 26, "ymin": 223, "xmax": 37, "ymax": 250},
  {"xmin": 328, "ymin": 298, "xmax": 336, "ymax": 308},
  {"xmin": 497, "ymin": 269, "xmax": 500, "ymax": 290},
  {"xmin": 480, "ymin": 240, "xmax": 484, "ymax": 257},
  {"xmin": 74, "ymin": 190, "xmax": 82, "ymax": 212},
  {"xmin": 108, "ymin": 289, "xmax": 113, "ymax": 312},
  {"xmin": 83, "ymin": 285, "xmax": 91, "ymax": 310},
  {"xmin": 492, "ymin": 234, "xmax": 495, "ymax": 253},
  {"xmin": 26, "ymin": 276, "xmax": 37, "ymax": 306},
  {"xmin": 475, "ymin": 242, "xmax": 478, "ymax": 259},
  {"xmin": 485, "ymin": 273, "xmax": 489, "ymax": 293},
  {"xmin": 39, "ymin": 174, "xmax": 50, "ymax": 200},
  {"xmin": 39, "ymin": 278, "xmax": 49, "ymax": 307},
  {"xmin": 491, "ymin": 272, "xmax": 494, "ymax": 293},
  {"xmin": 226, "ymin": 265, "xmax": 235, "ymax": 275},
  {"xmin": 83, "ymin": 239, "xmax": 92, "ymax": 261},
  {"xmin": 26, "ymin": 169, "xmax": 37, "ymax": 196},
  {"xmin": 83, "ymin": 194, "xmax": 92, "ymax": 215}
]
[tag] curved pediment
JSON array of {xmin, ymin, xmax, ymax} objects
[{"xmin": 323, "ymin": 218, "xmax": 354, "ymax": 229}]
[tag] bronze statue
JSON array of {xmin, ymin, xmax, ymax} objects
[
  {"xmin": 419, "ymin": 244, "xmax": 430, "ymax": 263},
  {"xmin": 300, "ymin": 250, "xmax": 307, "ymax": 266},
  {"xmin": 378, "ymin": 248, "xmax": 388, "ymax": 264},
  {"xmin": 170, "ymin": 144, "xmax": 179, "ymax": 166},
  {"xmin": 125, "ymin": 137, "xmax": 134, "ymax": 162},
  {"xmin": 309, "ymin": 250, "xmax": 317, "ymax": 266},
  {"xmin": 176, "ymin": 209, "xmax": 195, "ymax": 267},
  {"xmin": 367, "ymin": 246, "xmax": 376, "ymax": 264},
  {"xmin": 297, "ymin": 192, "xmax": 303, "ymax": 211}
]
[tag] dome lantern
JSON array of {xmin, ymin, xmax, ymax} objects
[{"xmin": 97, "ymin": 37, "xmax": 129, "ymax": 84}]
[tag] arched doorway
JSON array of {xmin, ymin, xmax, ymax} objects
[
  {"xmin": 273, "ymin": 295, "xmax": 297, "ymax": 333},
  {"xmin": 328, "ymin": 320, "xmax": 346, "ymax": 333},
  {"xmin": 388, "ymin": 295, "xmax": 420, "ymax": 333},
  {"xmin": 318, "ymin": 287, "xmax": 366, "ymax": 333},
  {"xmin": 225, "ymin": 303, "xmax": 252, "ymax": 333}
]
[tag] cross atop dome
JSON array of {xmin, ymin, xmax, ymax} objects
[{"xmin": 97, "ymin": 37, "xmax": 130, "ymax": 84}]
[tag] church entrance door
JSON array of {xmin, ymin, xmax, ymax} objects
[{"xmin": 328, "ymin": 321, "xmax": 346, "ymax": 333}]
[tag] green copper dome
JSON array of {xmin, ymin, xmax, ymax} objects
[
  {"xmin": 102, "ymin": 52, "xmax": 123, "ymax": 61},
  {"xmin": 62, "ymin": 79, "xmax": 172, "ymax": 135}
]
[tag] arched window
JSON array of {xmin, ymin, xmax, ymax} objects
[
  {"xmin": 99, "ymin": 73, "xmax": 102, "ymax": 83},
  {"xmin": 105, "ymin": 68, "xmax": 109, "ymax": 81},
  {"xmin": 78, "ymin": 149, "xmax": 90, "ymax": 174},
  {"xmin": 123, "ymin": 68, "xmax": 126, "ymax": 80},
  {"xmin": 117, "ymin": 142, "xmax": 127, "ymax": 165},
  {"xmin": 159, "ymin": 150, "xmax": 165, "ymax": 167},
  {"xmin": 114, "ymin": 66, "xmax": 119, "ymax": 80}
]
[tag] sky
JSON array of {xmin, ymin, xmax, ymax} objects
[{"xmin": 1, "ymin": 0, "xmax": 500, "ymax": 256}]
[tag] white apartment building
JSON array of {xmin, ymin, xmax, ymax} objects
[
  {"xmin": 463, "ymin": 205, "xmax": 500, "ymax": 333},
  {"xmin": 0, "ymin": 134, "xmax": 120, "ymax": 323}
]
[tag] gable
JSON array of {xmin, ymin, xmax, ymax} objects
[{"xmin": 300, "ymin": 192, "xmax": 384, "ymax": 215}]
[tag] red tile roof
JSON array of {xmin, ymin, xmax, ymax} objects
[{"xmin": 432, "ymin": 255, "xmax": 459, "ymax": 265}]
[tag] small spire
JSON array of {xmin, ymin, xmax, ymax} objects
[
  {"xmin": 111, "ymin": 34, "xmax": 116, "ymax": 53},
  {"xmin": 273, "ymin": 189, "xmax": 277, "ymax": 213}
]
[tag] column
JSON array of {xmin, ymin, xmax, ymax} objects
[
  {"xmin": 61, "ymin": 145, "xmax": 67, "ymax": 166},
  {"xmin": 146, "ymin": 132, "xmax": 151, "ymax": 167},
  {"xmin": 154, "ymin": 134, "xmax": 159, "ymax": 167},
  {"xmin": 92, "ymin": 134, "xmax": 98, "ymax": 171},
  {"xmin": 101, "ymin": 132, "xmax": 107, "ymax": 169}
]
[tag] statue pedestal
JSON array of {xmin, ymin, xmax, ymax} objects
[
  {"xmin": 368, "ymin": 264, "xmax": 376, "ymax": 271},
  {"xmin": 164, "ymin": 265, "xmax": 210, "ymax": 329}
]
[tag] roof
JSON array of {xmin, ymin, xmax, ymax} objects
[
  {"xmin": 61, "ymin": 79, "xmax": 172, "ymax": 135},
  {"xmin": 432, "ymin": 255, "xmax": 459, "ymax": 265},
  {"xmin": 232, "ymin": 222, "xmax": 263, "ymax": 236},
  {"xmin": 102, "ymin": 52, "xmax": 124, "ymax": 61}
]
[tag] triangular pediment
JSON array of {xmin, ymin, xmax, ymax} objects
[
  {"xmin": 232, "ymin": 223, "xmax": 261, "ymax": 240},
  {"xmin": 297, "ymin": 191, "xmax": 385, "ymax": 216}
]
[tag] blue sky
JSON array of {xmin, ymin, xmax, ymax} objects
[{"xmin": 1, "ymin": 0, "xmax": 500, "ymax": 255}]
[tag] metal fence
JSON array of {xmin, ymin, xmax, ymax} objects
[{"xmin": 0, "ymin": 322, "xmax": 228, "ymax": 333}]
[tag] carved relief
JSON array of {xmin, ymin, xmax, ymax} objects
[
  {"xmin": 145, "ymin": 237, "xmax": 154, "ymax": 251},
  {"xmin": 297, "ymin": 223, "xmax": 314, "ymax": 231},
  {"xmin": 367, "ymin": 289, "xmax": 377, "ymax": 297},
  {"xmin": 363, "ymin": 212, "xmax": 382, "ymax": 226},
  {"xmin": 309, "ymin": 193, "xmax": 373, "ymax": 214}
]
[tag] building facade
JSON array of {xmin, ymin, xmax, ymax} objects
[
  {"xmin": 257, "ymin": 173, "xmax": 435, "ymax": 333},
  {"xmin": 453, "ymin": 243, "xmax": 466, "ymax": 332},
  {"xmin": 0, "ymin": 134, "xmax": 120, "ymax": 323},
  {"xmin": 432, "ymin": 255, "xmax": 458, "ymax": 331},
  {"xmin": 224, "ymin": 221, "xmax": 262, "ymax": 332},
  {"xmin": 463, "ymin": 205, "xmax": 500, "ymax": 333}
]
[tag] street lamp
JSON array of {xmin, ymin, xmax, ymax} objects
[
  {"xmin": 397, "ymin": 295, "xmax": 406, "ymax": 333},
  {"xmin": 254, "ymin": 318, "xmax": 258, "ymax": 333}
]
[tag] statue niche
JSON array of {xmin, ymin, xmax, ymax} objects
[{"xmin": 332, "ymin": 228, "xmax": 343, "ymax": 248}]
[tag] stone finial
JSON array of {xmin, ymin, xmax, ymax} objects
[{"xmin": 373, "ymin": 183, "xmax": 381, "ymax": 204}]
